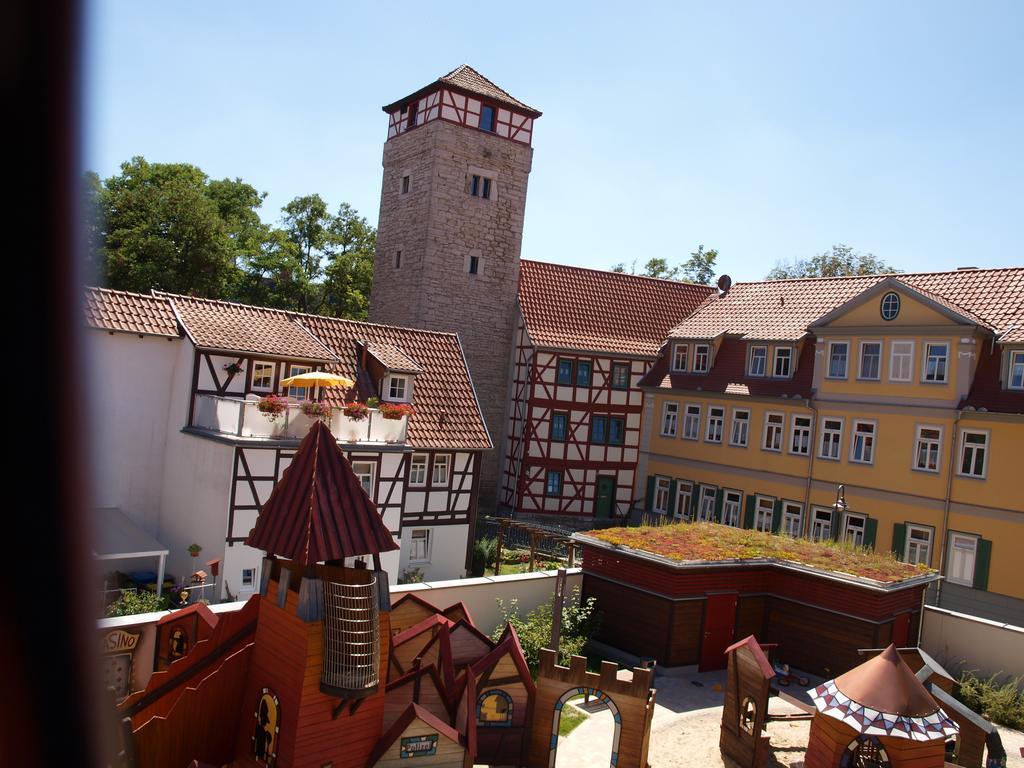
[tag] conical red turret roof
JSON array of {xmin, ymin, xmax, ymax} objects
[{"xmin": 246, "ymin": 421, "xmax": 399, "ymax": 564}]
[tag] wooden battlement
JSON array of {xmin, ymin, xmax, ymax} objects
[{"xmin": 537, "ymin": 648, "xmax": 654, "ymax": 703}]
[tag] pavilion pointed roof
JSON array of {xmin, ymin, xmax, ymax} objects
[{"xmin": 246, "ymin": 421, "xmax": 399, "ymax": 564}]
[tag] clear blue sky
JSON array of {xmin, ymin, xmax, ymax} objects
[{"xmin": 84, "ymin": 1, "xmax": 1023, "ymax": 281}]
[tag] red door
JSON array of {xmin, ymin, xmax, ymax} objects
[
  {"xmin": 699, "ymin": 593, "xmax": 738, "ymax": 672},
  {"xmin": 891, "ymin": 613, "xmax": 911, "ymax": 647}
]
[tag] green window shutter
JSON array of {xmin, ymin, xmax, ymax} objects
[
  {"xmin": 668, "ymin": 480, "xmax": 678, "ymax": 515},
  {"xmin": 973, "ymin": 539, "xmax": 992, "ymax": 591},
  {"xmin": 891, "ymin": 523, "xmax": 907, "ymax": 559},
  {"xmin": 714, "ymin": 488, "xmax": 724, "ymax": 523},
  {"xmin": 645, "ymin": 476, "xmax": 655, "ymax": 512},
  {"xmin": 830, "ymin": 510, "xmax": 842, "ymax": 540},
  {"xmin": 770, "ymin": 499, "xmax": 783, "ymax": 534},
  {"xmin": 864, "ymin": 518, "xmax": 878, "ymax": 549},
  {"xmin": 744, "ymin": 495, "xmax": 756, "ymax": 529}
]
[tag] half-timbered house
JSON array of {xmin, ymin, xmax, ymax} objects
[
  {"xmin": 498, "ymin": 260, "xmax": 712, "ymax": 521},
  {"xmin": 86, "ymin": 287, "xmax": 490, "ymax": 597}
]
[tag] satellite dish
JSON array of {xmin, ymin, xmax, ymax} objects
[{"xmin": 717, "ymin": 274, "xmax": 732, "ymax": 294}]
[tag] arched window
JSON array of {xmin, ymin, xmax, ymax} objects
[
  {"xmin": 168, "ymin": 628, "xmax": 188, "ymax": 659},
  {"xmin": 841, "ymin": 735, "xmax": 891, "ymax": 768},
  {"xmin": 477, "ymin": 690, "xmax": 513, "ymax": 726},
  {"xmin": 739, "ymin": 697, "xmax": 757, "ymax": 735},
  {"xmin": 253, "ymin": 688, "xmax": 281, "ymax": 766}
]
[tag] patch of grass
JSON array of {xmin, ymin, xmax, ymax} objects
[
  {"xmin": 586, "ymin": 522, "xmax": 932, "ymax": 583},
  {"xmin": 558, "ymin": 704, "xmax": 588, "ymax": 737}
]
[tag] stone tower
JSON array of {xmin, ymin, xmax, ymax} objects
[{"xmin": 370, "ymin": 65, "xmax": 541, "ymax": 511}]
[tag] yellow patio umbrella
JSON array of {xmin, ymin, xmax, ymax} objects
[{"xmin": 279, "ymin": 371, "xmax": 355, "ymax": 389}]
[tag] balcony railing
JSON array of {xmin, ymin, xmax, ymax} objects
[{"xmin": 191, "ymin": 395, "xmax": 408, "ymax": 444}]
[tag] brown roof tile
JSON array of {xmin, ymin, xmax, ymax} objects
[
  {"xmin": 159, "ymin": 293, "xmax": 338, "ymax": 361},
  {"xmin": 670, "ymin": 267, "xmax": 1024, "ymax": 342},
  {"xmin": 298, "ymin": 315, "xmax": 491, "ymax": 451},
  {"xmin": 84, "ymin": 287, "xmax": 179, "ymax": 338},
  {"xmin": 383, "ymin": 64, "xmax": 541, "ymax": 117},
  {"xmin": 363, "ymin": 341, "xmax": 424, "ymax": 374},
  {"xmin": 518, "ymin": 260, "xmax": 715, "ymax": 357}
]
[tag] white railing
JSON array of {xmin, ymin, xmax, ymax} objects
[{"xmin": 191, "ymin": 395, "xmax": 408, "ymax": 444}]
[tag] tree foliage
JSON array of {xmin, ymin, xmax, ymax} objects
[
  {"xmin": 491, "ymin": 587, "xmax": 601, "ymax": 674},
  {"xmin": 86, "ymin": 156, "xmax": 376, "ymax": 319},
  {"xmin": 766, "ymin": 244, "xmax": 899, "ymax": 280},
  {"xmin": 611, "ymin": 245, "xmax": 718, "ymax": 285}
]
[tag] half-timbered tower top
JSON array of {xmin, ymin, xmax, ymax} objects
[{"xmin": 382, "ymin": 64, "xmax": 541, "ymax": 145}]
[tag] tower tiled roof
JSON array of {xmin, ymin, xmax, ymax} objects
[
  {"xmin": 382, "ymin": 64, "xmax": 541, "ymax": 117},
  {"xmin": 246, "ymin": 420, "xmax": 399, "ymax": 563},
  {"xmin": 84, "ymin": 286, "xmax": 180, "ymax": 338},
  {"xmin": 518, "ymin": 260, "xmax": 715, "ymax": 357},
  {"xmin": 669, "ymin": 267, "xmax": 1024, "ymax": 342}
]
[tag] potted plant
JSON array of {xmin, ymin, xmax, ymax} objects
[
  {"xmin": 343, "ymin": 401, "xmax": 370, "ymax": 421},
  {"xmin": 366, "ymin": 396, "xmax": 381, "ymax": 408},
  {"xmin": 300, "ymin": 400, "xmax": 333, "ymax": 422},
  {"xmin": 257, "ymin": 394, "xmax": 288, "ymax": 422},
  {"xmin": 188, "ymin": 543, "xmax": 202, "ymax": 559},
  {"xmin": 379, "ymin": 402, "xmax": 415, "ymax": 420},
  {"xmin": 223, "ymin": 361, "xmax": 243, "ymax": 376}
]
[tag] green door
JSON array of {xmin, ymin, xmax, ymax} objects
[{"xmin": 595, "ymin": 476, "xmax": 615, "ymax": 519}]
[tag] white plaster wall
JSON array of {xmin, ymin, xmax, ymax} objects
[
  {"xmin": 397, "ymin": 523, "xmax": 469, "ymax": 582},
  {"xmin": 87, "ymin": 330, "xmax": 182, "ymax": 535},
  {"xmin": 920, "ymin": 605, "xmax": 1024, "ymax": 681}
]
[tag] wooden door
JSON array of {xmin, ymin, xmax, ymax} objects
[
  {"xmin": 699, "ymin": 593, "xmax": 737, "ymax": 672},
  {"xmin": 595, "ymin": 476, "xmax": 615, "ymax": 519},
  {"xmin": 890, "ymin": 612, "xmax": 910, "ymax": 647}
]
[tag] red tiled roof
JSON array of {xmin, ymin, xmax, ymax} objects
[
  {"xmin": 246, "ymin": 421, "xmax": 399, "ymax": 563},
  {"xmin": 363, "ymin": 341, "xmax": 424, "ymax": 373},
  {"xmin": 639, "ymin": 336, "xmax": 815, "ymax": 397},
  {"xmin": 383, "ymin": 64, "xmax": 541, "ymax": 117},
  {"xmin": 299, "ymin": 314, "xmax": 491, "ymax": 450},
  {"xmin": 959, "ymin": 342, "xmax": 1024, "ymax": 414},
  {"xmin": 670, "ymin": 267, "xmax": 1024, "ymax": 342},
  {"xmin": 84, "ymin": 286, "xmax": 179, "ymax": 337},
  {"xmin": 160, "ymin": 293, "xmax": 337, "ymax": 361},
  {"xmin": 518, "ymin": 260, "xmax": 715, "ymax": 357},
  {"xmin": 999, "ymin": 325, "xmax": 1024, "ymax": 344}
]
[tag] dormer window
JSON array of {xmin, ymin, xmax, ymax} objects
[
  {"xmin": 773, "ymin": 347, "xmax": 792, "ymax": 378},
  {"xmin": 671, "ymin": 343, "xmax": 689, "ymax": 372},
  {"xmin": 748, "ymin": 346, "xmax": 767, "ymax": 377},
  {"xmin": 1010, "ymin": 350, "xmax": 1024, "ymax": 389},
  {"xmin": 693, "ymin": 344, "xmax": 710, "ymax": 373},
  {"xmin": 386, "ymin": 374, "xmax": 410, "ymax": 402}
]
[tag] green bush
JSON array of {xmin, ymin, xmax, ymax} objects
[
  {"xmin": 491, "ymin": 586, "xmax": 601, "ymax": 674},
  {"xmin": 470, "ymin": 536, "xmax": 498, "ymax": 577},
  {"xmin": 105, "ymin": 589, "xmax": 169, "ymax": 617},
  {"xmin": 956, "ymin": 670, "xmax": 1024, "ymax": 730}
]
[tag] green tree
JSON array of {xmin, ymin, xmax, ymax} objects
[
  {"xmin": 611, "ymin": 245, "xmax": 718, "ymax": 284},
  {"xmin": 767, "ymin": 244, "xmax": 899, "ymax": 280},
  {"xmin": 322, "ymin": 202, "xmax": 376, "ymax": 320},
  {"xmin": 491, "ymin": 587, "xmax": 601, "ymax": 674},
  {"xmin": 81, "ymin": 170, "xmax": 106, "ymax": 285}
]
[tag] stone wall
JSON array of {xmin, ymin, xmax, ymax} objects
[{"xmin": 371, "ymin": 118, "xmax": 535, "ymax": 511}]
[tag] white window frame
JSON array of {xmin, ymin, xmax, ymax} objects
[
  {"xmin": 671, "ymin": 343, "xmax": 689, "ymax": 372},
  {"xmin": 754, "ymin": 496, "xmax": 775, "ymax": 533},
  {"xmin": 706, "ymin": 406, "xmax": 724, "ymax": 444},
  {"xmin": 287, "ymin": 364, "xmax": 312, "ymax": 399},
  {"xmin": 789, "ymin": 414, "xmax": 812, "ymax": 456},
  {"xmin": 811, "ymin": 507, "xmax": 833, "ymax": 542},
  {"xmin": 763, "ymin": 412, "xmax": 784, "ymax": 452},
  {"xmin": 653, "ymin": 477, "xmax": 671, "ymax": 514},
  {"xmin": 729, "ymin": 409, "xmax": 750, "ymax": 447},
  {"xmin": 241, "ymin": 568, "xmax": 256, "ymax": 589},
  {"xmin": 957, "ymin": 429, "xmax": 989, "ymax": 479},
  {"xmin": 858, "ymin": 340, "xmax": 882, "ymax": 381},
  {"xmin": 682, "ymin": 404, "xmax": 701, "ymax": 441},
  {"xmin": 843, "ymin": 512, "xmax": 867, "ymax": 546},
  {"xmin": 722, "ymin": 490, "xmax": 742, "ymax": 527},
  {"xmin": 827, "ymin": 341, "xmax": 850, "ymax": 379},
  {"xmin": 675, "ymin": 482, "xmax": 693, "ymax": 520},
  {"xmin": 782, "ymin": 502, "xmax": 803, "ymax": 537},
  {"xmin": 748, "ymin": 345, "xmax": 767, "ymax": 377},
  {"xmin": 386, "ymin": 374, "xmax": 411, "ymax": 402},
  {"xmin": 819, "ymin": 417, "xmax": 843, "ymax": 461},
  {"xmin": 946, "ymin": 532, "xmax": 978, "ymax": 586},
  {"xmin": 904, "ymin": 524, "xmax": 934, "ymax": 566},
  {"xmin": 912, "ymin": 425, "xmax": 943, "ymax": 474},
  {"xmin": 697, "ymin": 485, "xmax": 717, "ymax": 522},
  {"xmin": 250, "ymin": 360, "xmax": 275, "ymax": 392},
  {"xmin": 693, "ymin": 343, "xmax": 710, "ymax": 373},
  {"xmin": 889, "ymin": 340, "xmax": 915, "ymax": 383},
  {"xmin": 351, "ymin": 460, "xmax": 376, "ymax": 497},
  {"xmin": 772, "ymin": 346, "xmax": 792, "ymax": 378},
  {"xmin": 922, "ymin": 341, "xmax": 950, "ymax": 384},
  {"xmin": 432, "ymin": 454, "xmax": 451, "ymax": 486},
  {"xmin": 409, "ymin": 529, "xmax": 431, "ymax": 563},
  {"xmin": 850, "ymin": 419, "xmax": 877, "ymax": 465},
  {"xmin": 1008, "ymin": 350, "xmax": 1024, "ymax": 390},
  {"xmin": 409, "ymin": 453, "xmax": 428, "ymax": 486},
  {"xmin": 661, "ymin": 401, "xmax": 679, "ymax": 437}
]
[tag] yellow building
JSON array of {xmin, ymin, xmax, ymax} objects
[{"xmin": 636, "ymin": 269, "xmax": 1024, "ymax": 624}]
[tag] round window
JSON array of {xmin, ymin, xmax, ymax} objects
[{"xmin": 880, "ymin": 292, "xmax": 900, "ymax": 321}]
